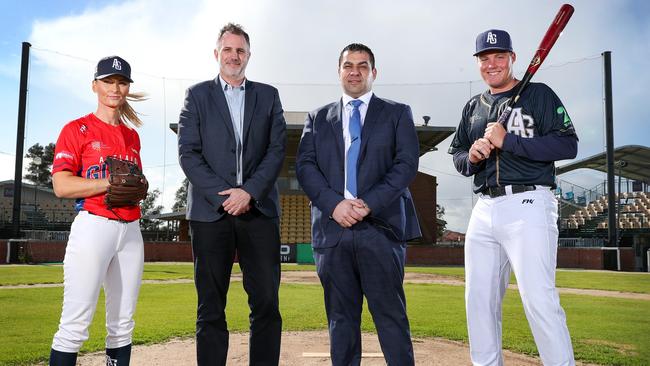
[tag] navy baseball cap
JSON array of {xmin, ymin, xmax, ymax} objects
[
  {"xmin": 474, "ymin": 29, "xmax": 513, "ymax": 56},
  {"xmin": 94, "ymin": 55, "xmax": 133, "ymax": 82}
]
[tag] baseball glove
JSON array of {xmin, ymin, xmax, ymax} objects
[{"xmin": 104, "ymin": 156, "xmax": 148, "ymax": 208}]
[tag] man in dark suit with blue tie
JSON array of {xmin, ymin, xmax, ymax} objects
[
  {"xmin": 177, "ymin": 23, "xmax": 286, "ymax": 366},
  {"xmin": 296, "ymin": 43, "xmax": 421, "ymax": 366}
]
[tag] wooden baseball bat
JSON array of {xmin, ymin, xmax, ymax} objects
[{"xmin": 496, "ymin": 3, "xmax": 575, "ymax": 125}]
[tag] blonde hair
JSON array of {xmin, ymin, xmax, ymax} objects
[{"xmin": 119, "ymin": 92, "xmax": 147, "ymax": 128}]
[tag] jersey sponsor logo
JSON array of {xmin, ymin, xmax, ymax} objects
[
  {"xmin": 112, "ymin": 58, "xmax": 122, "ymax": 71},
  {"xmin": 86, "ymin": 155, "xmax": 139, "ymax": 179},
  {"xmin": 90, "ymin": 141, "xmax": 113, "ymax": 152},
  {"xmin": 522, "ymin": 199, "xmax": 535, "ymax": 204},
  {"xmin": 54, "ymin": 151, "xmax": 74, "ymax": 160},
  {"xmin": 101, "ymin": 154, "xmax": 139, "ymax": 165},
  {"xmin": 556, "ymin": 106, "xmax": 572, "ymax": 127},
  {"xmin": 507, "ymin": 108, "xmax": 535, "ymax": 138},
  {"xmin": 486, "ymin": 32, "xmax": 498, "ymax": 44},
  {"xmin": 79, "ymin": 124, "xmax": 87, "ymax": 134}
]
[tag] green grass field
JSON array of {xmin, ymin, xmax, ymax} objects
[
  {"xmin": 3, "ymin": 263, "xmax": 650, "ymax": 294},
  {"xmin": 0, "ymin": 263, "xmax": 316, "ymax": 287},
  {"xmin": 405, "ymin": 266, "xmax": 650, "ymax": 294},
  {"xmin": 1, "ymin": 264, "xmax": 649, "ymax": 365}
]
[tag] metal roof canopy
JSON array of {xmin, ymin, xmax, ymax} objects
[
  {"xmin": 556, "ymin": 145, "xmax": 650, "ymax": 183},
  {"xmin": 170, "ymin": 120, "xmax": 455, "ymax": 158},
  {"xmin": 284, "ymin": 124, "xmax": 455, "ymax": 157}
]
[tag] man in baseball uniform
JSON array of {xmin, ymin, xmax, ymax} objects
[{"xmin": 449, "ymin": 29, "xmax": 577, "ymax": 366}]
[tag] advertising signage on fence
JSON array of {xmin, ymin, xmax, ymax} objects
[{"xmin": 280, "ymin": 244, "xmax": 296, "ymax": 263}]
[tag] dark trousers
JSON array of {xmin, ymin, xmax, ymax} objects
[
  {"xmin": 190, "ymin": 209, "xmax": 282, "ymax": 366},
  {"xmin": 313, "ymin": 222, "xmax": 414, "ymax": 366}
]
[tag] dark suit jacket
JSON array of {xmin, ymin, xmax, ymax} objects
[
  {"xmin": 296, "ymin": 95, "xmax": 422, "ymax": 248},
  {"xmin": 178, "ymin": 78, "xmax": 286, "ymax": 222}
]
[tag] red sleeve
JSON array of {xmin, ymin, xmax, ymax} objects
[{"xmin": 52, "ymin": 122, "xmax": 83, "ymax": 175}]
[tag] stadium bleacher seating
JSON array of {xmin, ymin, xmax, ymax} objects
[
  {"xmin": 280, "ymin": 195, "xmax": 311, "ymax": 244},
  {"xmin": 561, "ymin": 191, "xmax": 650, "ymax": 232}
]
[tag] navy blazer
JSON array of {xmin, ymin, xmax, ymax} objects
[
  {"xmin": 178, "ymin": 78, "xmax": 286, "ymax": 222},
  {"xmin": 296, "ymin": 95, "xmax": 422, "ymax": 248}
]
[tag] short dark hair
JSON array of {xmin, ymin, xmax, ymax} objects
[
  {"xmin": 218, "ymin": 23, "xmax": 250, "ymax": 48},
  {"xmin": 338, "ymin": 43, "xmax": 375, "ymax": 69}
]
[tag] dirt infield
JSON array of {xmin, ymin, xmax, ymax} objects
[
  {"xmin": 75, "ymin": 331, "xmax": 546, "ymax": 365},
  {"xmin": 7, "ymin": 270, "xmax": 650, "ymax": 301},
  {"xmin": 34, "ymin": 270, "xmax": 607, "ymax": 365},
  {"xmin": 64, "ymin": 271, "xmax": 612, "ymax": 365}
]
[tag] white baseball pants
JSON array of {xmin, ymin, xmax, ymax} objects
[
  {"xmin": 465, "ymin": 188, "xmax": 574, "ymax": 366},
  {"xmin": 51, "ymin": 211, "xmax": 144, "ymax": 352}
]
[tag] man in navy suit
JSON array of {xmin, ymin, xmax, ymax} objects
[
  {"xmin": 296, "ymin": 43, "xmax": 421, "ymax": 366},
  {"xmin": 177, "ymin": 23, "xmax": 286, "ymax": 366}
]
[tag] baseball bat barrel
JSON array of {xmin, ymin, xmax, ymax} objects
[
  {"xmin": 527, "ymin": 4, "xmax": 575, "ymax": 76},
  {"xmin": 496, "ymin": 4, "xmax": 575, "ymax": 126}
]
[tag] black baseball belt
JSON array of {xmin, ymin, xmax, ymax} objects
[{"xmin": 481, "ymin": 185, "xmax": 539, "ymax": 198}]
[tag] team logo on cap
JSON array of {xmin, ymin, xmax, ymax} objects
[
  {"xmin": 112, "ymin": 58, "xmax": 122, "ymax": 71},
  {"xmin": 486, "ymin": 32, "xmax": 497, "ymax": 44}
]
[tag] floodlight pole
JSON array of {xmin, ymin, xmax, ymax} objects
[
  {"xmin": 11, "ymin": 42, "xmax": 31, "ymax": 238},
  {"xmin": 603, "ymin": 51, "xmax": 617, "ymax": 247}
]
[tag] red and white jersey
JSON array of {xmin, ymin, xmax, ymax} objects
[{"xmin": 52, "ymin": 113, "xmax": 143, "ymax": 221}]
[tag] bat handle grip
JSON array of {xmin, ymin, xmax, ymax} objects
[{"xmin": 496, "ymin": 106, "xmax": 513, "ymax": 126}]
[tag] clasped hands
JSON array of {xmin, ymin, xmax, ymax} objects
[
  {"xmin": 219, "ymin": 188, "xmax": 252, "ymax": 216},
  {"xmin": 469, "ymin": 122, "xmax": 507, "ymax": 164},
  {"xmin": 332, "ymin": 199, "xmax": 371, "ymax": 228}
]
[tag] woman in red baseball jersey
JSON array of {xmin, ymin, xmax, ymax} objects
[{"xmin": 49, "ymin": 56, "xmax": 146, "ymax": 366}]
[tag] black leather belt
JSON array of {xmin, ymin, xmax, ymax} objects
[{"xmin": 481, "ymin": 185, "xmax": 537, "ymax": 198}]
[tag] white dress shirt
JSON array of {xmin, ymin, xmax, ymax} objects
[
  {"xmin": 218, "ymin": 75, "xmax": 246, "ymax": 186},
  {"xmin": 341, "ymin": 90, "xmax": 373, "ymax": 199}
]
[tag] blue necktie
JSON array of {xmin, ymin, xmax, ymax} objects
[{"xmin": 346, "ymin": 99, "xmax": 363, "ymax": 197}]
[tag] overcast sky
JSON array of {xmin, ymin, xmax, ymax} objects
[{"xmin": 1, "ymin": 0, "xmax": 648, "ymax": 231}]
